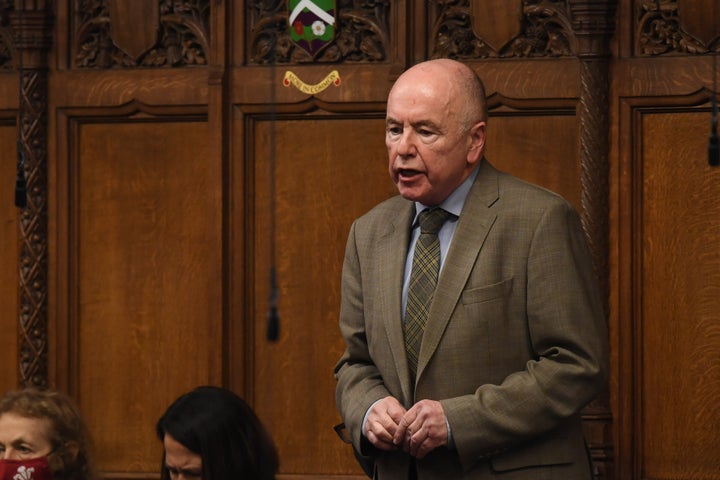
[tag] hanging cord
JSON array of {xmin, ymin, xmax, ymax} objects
[
  {"xmin": 710, "ymin": 30, "xmax": 719, "ymax": 166},
  {"xmin": 15, "ymin": 1, "xmax": 27, "ymax": 207},
  {"xmin": 266, "ymin": 32, "xmax": 280, "ymax": 342}
]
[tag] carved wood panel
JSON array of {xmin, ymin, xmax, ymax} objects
[
  {"xmin": 72, "ymin": 0, "xmax": 209, "ymax": 68},
  {"xmin": 635, "ymin": 0, "xmax": 720, "ymax": 55},
  {"xmin": 431, "ymin": 0, "xmax": 574, "ymax": 59}
]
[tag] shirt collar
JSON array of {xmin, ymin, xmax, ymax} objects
[{"xmin": 413, "ymin": 166, "xmax": 479, "ymax": 221}]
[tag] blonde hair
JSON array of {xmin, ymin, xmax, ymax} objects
[{"xmin": 0, "ymin": 388, "xmax": 96, "ymax": 480}]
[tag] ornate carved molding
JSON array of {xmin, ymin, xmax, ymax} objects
[
  {"xmin": 431, "ymin": 0, "xmax": 574, "ymax": 59},
  {"xmin": 637, "ymin": 0, "xmax": 720, "ymax": 55},
  {"xmin": 569, "ymin": 1, "xmax": 617, "ymax": 57},
  {"xmin": 568, "ymin": 2, "xmax": 615, "ymax": 294},
  {"xmin": 11, "ymin": 3, "xmax": 53, "ymax": 389},
  {"xmin": 73, "ymin": 0, "xmax": 209, "ymax": 68},
  {"xmin": 568, "ymin": 3, "xmax": 616, "ymax": 479},
  {"xmin": 248, "ymin": 0, "xmax": 390, "ymax": 64},
  {"xmin": 578, "ymin": 57, "xmax": 611, "ymax": 321}
]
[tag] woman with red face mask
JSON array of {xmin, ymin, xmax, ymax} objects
[{"xmin": 0, "ymin": 388, "xmax": 96, "ymax": 480}]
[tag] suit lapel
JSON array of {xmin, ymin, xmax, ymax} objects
[
  {"xmin": 377, "ymin": 201, "xmax": 415, "ymax": 404},
  {"xmin": 417, "ymin": 161, "xmax": 500, "ymax": 380}
]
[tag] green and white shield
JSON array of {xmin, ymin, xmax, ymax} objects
[{"xmin": 288, "ymin": 0, "xmax": 336, "ymax": 56}]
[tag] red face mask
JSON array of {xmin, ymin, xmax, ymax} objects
[{"xmin": 0, "ymin": 457, "xmax": 53, "ymax": 480}]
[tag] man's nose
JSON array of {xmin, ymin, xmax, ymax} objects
[{"xmin": 396, "ymin": 131, "xmax": 416, "ymax": 156}]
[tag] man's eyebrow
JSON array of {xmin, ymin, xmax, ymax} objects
[{"xmin": 385, "ymin": 117, "xmax": 440, "ymax": 130}]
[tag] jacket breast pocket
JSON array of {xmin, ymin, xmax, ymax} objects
[{"xmin": 461, "ymin": 277, "xmax": 513, "ymax": 305}]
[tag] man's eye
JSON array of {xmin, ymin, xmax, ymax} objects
[{"xmin": 387, "ymin": 126, "xmax": 402, "ymax": 135}]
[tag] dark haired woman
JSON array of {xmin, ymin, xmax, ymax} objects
[{"xmin": 156, "ymin": 386, "xmax": 279, "ymax": 480}]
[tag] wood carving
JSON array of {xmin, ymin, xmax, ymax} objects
[
  {"xmin": 578, "ymin": 58, "xmax": 611, "ymax": 324},
  {"xmin": 107, "ymin": 0, "xmax": 160, "ymax": 61},
  {"xmin": 470, "ymin": 0, "xmax": 523, "ymax": 52},
  {"xmin": 248, "ymin": 0, "xmax": 389, "ymax": 64},
  {"xmin": 431, "ymin": 0, "xmax": 573, "ymax": 59},
  {"xmin": 11, "ymin": 4, "xmax": 53, "ymax": 389},
  {"xmin": 637, "ymin": 0, "xmax": 720, "ymax": 55},
  {"xmin": 74, "ymin": 0, "xmax": 209, "ymax": 68},
  {"xmin": 568, "ymin": 2, "xmax": 617, "ymax": 478},
  {"xmin": 0, "ymin": 1, "xmax": 12, "ymax": 69},
  {"xmin": 678, "ymin": 0, "xmax": 720, "ymax": 47}
]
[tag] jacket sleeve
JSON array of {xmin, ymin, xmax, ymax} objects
[{"xmin": 334, "ymin": 220, "xmax": 392, "ymax": 453}]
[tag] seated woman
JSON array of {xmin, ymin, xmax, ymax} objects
[
  {"xmin": 157, "ymin": 386, "xmax": 279, "ymax": 480},
  {"xmin": 0, "ymin": 387, "xmax": 96, "ymax": 480}
]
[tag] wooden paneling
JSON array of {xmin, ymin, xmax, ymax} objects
[
  {"xmin": 18, "ymin": 1, "xmax": 720, "ymax": 480},
  {"xmin": 613, "ymin": 1, "xmax": 720, "ymax": 479},
  {"xmin": 638, "ymin": 109, "xmax": 720, "ymax": 479},
  {"xmin": 61, "ymin": 117, "xmax": 221, "ymax": 476},
  {"xmin": 235, "ymin": 113, "xmax": 394, "ymax": 476},
  {"xmin": 0, "ymin": 120, "xmax": 19, "ymax": 393},
  {"xmin": 486, "ymin": 112, "xmax": 581, "ymax": 212}
]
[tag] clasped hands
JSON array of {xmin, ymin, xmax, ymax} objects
[{"xmin": 364, "ymin": 396, "xmax": 448, "ymax": 459}]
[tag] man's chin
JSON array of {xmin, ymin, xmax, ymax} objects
[{"xmin": 397, "ymin": 185, "xmax": 427, "ymax": 203}]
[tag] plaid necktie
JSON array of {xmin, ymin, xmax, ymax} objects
[{"xmin": 404, "ymin": 207, "xmax": 453, "ymax": 382}]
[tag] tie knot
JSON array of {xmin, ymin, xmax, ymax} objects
[{"xmin": 418, "ymin": 208, "xmax": 452, "ymax": 234}]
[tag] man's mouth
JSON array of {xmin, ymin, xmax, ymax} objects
[{"xmin": 398, "ymin": 168, "xmax": 422, "ymax": 179}]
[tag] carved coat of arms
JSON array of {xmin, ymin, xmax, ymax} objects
[{"xmin": 288, "ymin": 0, "xmax": 337, "ymax": 56}]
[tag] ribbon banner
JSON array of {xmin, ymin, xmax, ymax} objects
[
  {"xmin": 288, "ymin": 0, "xmax": 336, "ymax": 56},
  {"xmin": 283, "ymin": 70, "xmax": 341, "ymax": 95}
]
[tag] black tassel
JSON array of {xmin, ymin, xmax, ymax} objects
[
  {"xmin": 266, "ymin": 267, "xmax": 280, "ymax": 342},
  {"xmin": 15, "ymin": 139, "xmax": 27, "ymax": 208},
  {"xmin": 710, "ymin": 96, "xmax": 719, "ymax": 167}
]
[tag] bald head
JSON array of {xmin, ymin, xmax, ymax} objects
[{"xmin": 390, "ymin": 59, "xmax": 487, "ymax": 130}]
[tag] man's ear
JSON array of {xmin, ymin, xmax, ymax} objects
[{"xmin": 467, "ymin": 120, "xmax": 487, "ymax": 164}]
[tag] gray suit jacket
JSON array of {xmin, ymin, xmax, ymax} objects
[{"xmin": 335, "ymin": 159, "xmax": 609, "ymax": 479}]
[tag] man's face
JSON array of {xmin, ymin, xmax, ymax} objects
[{"xmin": 385, "ymin": 67, "xmax": 485, "ymax": 206}]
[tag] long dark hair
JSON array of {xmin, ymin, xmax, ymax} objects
[{"xmin": 156, "ymin": 386, "xmax": 279, "ymax": 480}]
